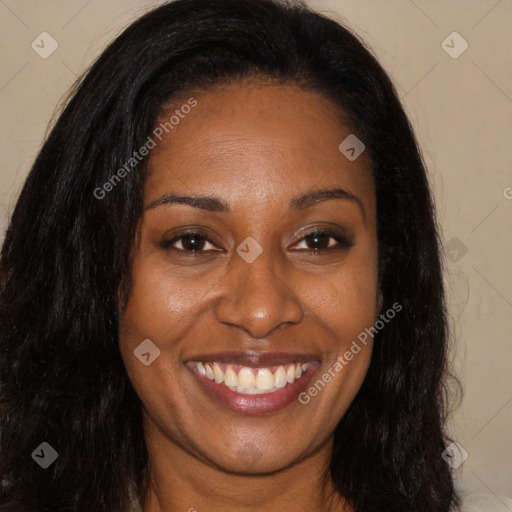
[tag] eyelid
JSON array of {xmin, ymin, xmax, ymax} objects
[
  {"xmin": 160, "ymin": 229, "xmax": 222, "ymax": 252},
  {"xmin": 290, "ymin": 227, "xmax": 353, "ymax": 251}
]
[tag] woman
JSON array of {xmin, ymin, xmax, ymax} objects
[{"xmin": 0, "ymin": 0, "xmax": 460, "ymax": 510}]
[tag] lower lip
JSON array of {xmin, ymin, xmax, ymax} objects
[{"xmin": 187, "ymin": 362, "xmax": 321, "ymax": 415}]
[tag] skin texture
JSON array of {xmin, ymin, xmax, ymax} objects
[{"xmin": 119, "ymin": 78, "xmax": 381, "ymax": 512}]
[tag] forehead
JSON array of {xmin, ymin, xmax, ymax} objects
[{"xmin": 144, "ymin": 80, "xmax": 374, "ymax": 211}]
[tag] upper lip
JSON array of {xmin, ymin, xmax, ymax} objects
[{"xmin": 185, "ymin": 351, "xmax": 321, "ymax": 367}]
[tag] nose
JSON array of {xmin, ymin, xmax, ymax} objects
[{"xmin": 213, "ymin": 246, "xmax": 304, "ymax": 339}]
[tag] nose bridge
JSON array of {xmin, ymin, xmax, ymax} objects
[
  {"xmin": 214, "ymin": 240, "xmax": 303, "ymax": 338},
  {"xmin": 241, "ymin": 245, "xmax": 281, "ymax": 296}
]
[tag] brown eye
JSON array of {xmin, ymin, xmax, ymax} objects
[
  {"xmin": 294, "ymin": 229, "xmax": 353, "ymax": 252},
  {"xmin": 161, "ymin": 231, "xmax": 217, "ymax": 252}
]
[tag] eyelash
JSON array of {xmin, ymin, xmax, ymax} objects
[{"xmin": 160, "ymin": 228, "xmax": 353, "ymax": 254}]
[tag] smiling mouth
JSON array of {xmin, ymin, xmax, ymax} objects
[{"xmin": 189, "ymin": 361, "xmax": 313, "ymax": 394}]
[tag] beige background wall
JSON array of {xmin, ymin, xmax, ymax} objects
[{"xmin": 1, "ymin": 0, "xmax": 511, "ymax": 506}]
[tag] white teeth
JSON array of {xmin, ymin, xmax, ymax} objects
[
  {"xmin": 192, "ymin": 361, "xmax": 314, "ymax": 394},
  {"xmin": 238, "ymin": 367, "xmax": 256, "ymax": 389},
  {"xmin": 274, "ymin": 365, "xmax": 287, "ymax": 388},
  {"xmin": 286, "ymin": 364, "xmax": 295, "ymax": 383},
  {"xmin": 205, "ymin": 363, "xmax": 214, "ymax": 380},
  {"xmin": 256, "ymin": 368, "xmax": 274, "ymax": 390},
  {"xmin": 213, "ymin": 363, "xmax": 224, "ymax": 384},
  {"xmin": 224, "ymin": 365, "xmax": 238, "ymax": 387},
  {"xmin": 197, "ymin": 362, "xmax": 206, "ymax": 376},
  {"xmin": 234, "ymin": 385, "xmax": 278, "ymax": 394}
]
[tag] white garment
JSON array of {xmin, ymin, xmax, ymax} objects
[
  {"xmin": 130, "ymin": 499, "xmax": 143, "ymax": 512},
  {"xmin": 128, "ymin": 483, "xmax": 143, "ymax": 512}
]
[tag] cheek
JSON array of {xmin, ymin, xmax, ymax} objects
[
  {"xmin": 294, "ymin": 258, "xmax": 378, "ymax": 431},
  {"xmin": 311, "ymin": 250, "xmax": 379, "ymax": 340},
  {"xmin": 312, "ymin": 246, "xmax": 378, "ymax": 389},
  {"xmin": 118, "ymin": 260, "xmax": 189, "ymax": 418},
  {"xmin": 119, "ymin": 252, "xmax": 216, "ymax": 344},
  {"xmin": 118, "ymin": 252, "xmax": 227, "ymax": 409}
]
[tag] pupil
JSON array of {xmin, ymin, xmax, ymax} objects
[
  {"xmin": 309, "ymin": 233, "xmax": 327, "ymax": 250},
  {"xmin": 184, "ymin": 235, "xmax": 204, "ymax": 251}
]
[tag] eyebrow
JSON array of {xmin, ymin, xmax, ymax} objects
[{"xmin": 145, "ymin": 187, "xmax": 365, "ymax": 218}]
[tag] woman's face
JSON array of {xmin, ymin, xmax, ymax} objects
[{"xmin": 119, "ymin": 79, "xmax": 380, "ymax": 475}]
